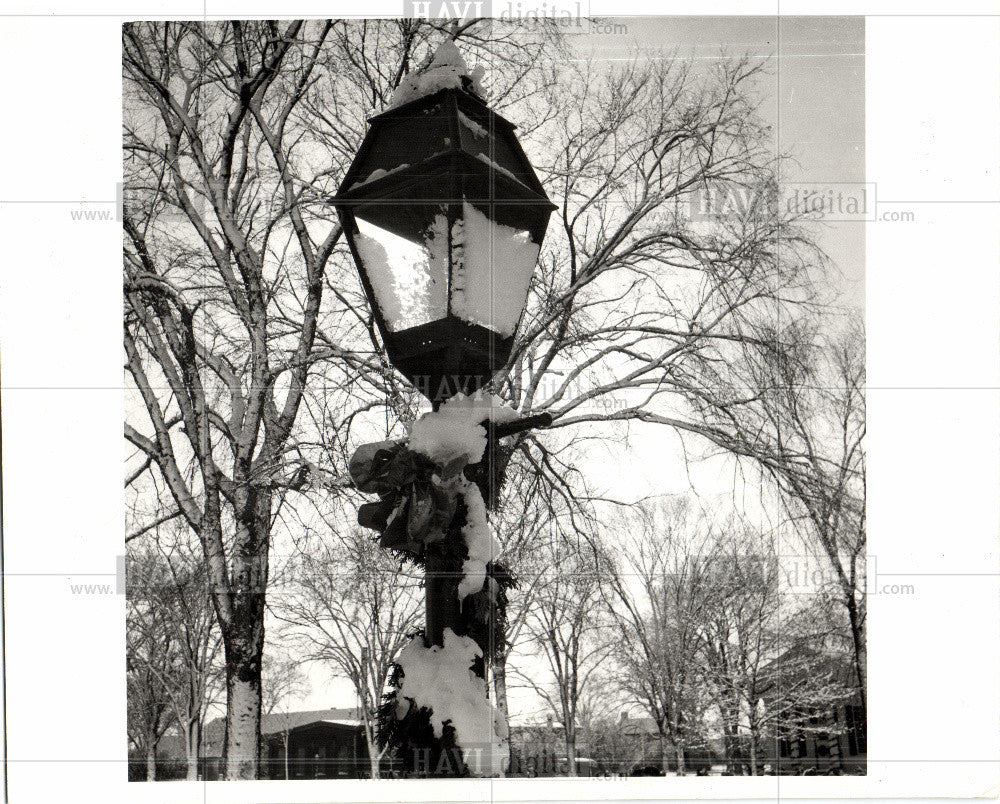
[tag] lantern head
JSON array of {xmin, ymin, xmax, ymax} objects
[{"xmin": 332, "ymin": 48, "xmax": 555, "ymax": 405}]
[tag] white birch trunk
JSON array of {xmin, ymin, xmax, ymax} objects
[
  {"xmin": 185, "ymin": 718, "xmax": 200, "ymax": 781},
  {"xmin": 225, "ymin": 678, "xmax": 261, "ymax": 780},
  {"xmin": 145, "ymin": 743, "xmax": 156, "ymax": 781},
  {"xmin": 493, "ymin": 662, "xmax": 512, "ymax": 772}
]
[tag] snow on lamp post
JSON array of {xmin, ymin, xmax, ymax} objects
[{"xmin": 337, "ymin": 42, "xmax": 555, "ymax": 778}]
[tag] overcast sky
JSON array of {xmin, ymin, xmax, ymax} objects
[
  {"xmin": 560, "ymin": 14, "xmax": 865, "ymax": 496},
  {"xmin": 579, "ymin": 16, "xmax": 865, "ymax": 310}
]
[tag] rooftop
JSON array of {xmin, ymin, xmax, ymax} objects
[{"xmin": 189, "ymin": 708, "xmax": 364, "ymax": 756}]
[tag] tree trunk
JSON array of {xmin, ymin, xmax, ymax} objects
[
  {"xmin": 846, "ymin": 593, "xmax": 867, "ymax": 715},
  {"xmin": 220, "ymin": 488, "xmax": 270, "ymax": 780},
  {"xmin": 721, "ymin": 722, "xmax": 736, "ymax": 774},
  {"xmin": 224, "ymin": 672, "xmax": 262, "ymax": 779},
  {"xmin": 222, "ymin": 587, "xmax": 266, "ymax": 781},
  {"xmin": 493, "ymin": 660, "xmax": 512, "ymax": 769},
  {"xmin": 145, "ymin": 742, "xmax": 156, "ymax": 781},
  {"xmin": 748, "ymin": 730, "xmax": 759, "ymax": 776},
  {"xmin": 720, "ymin": 700, "xmax": 741, "ymax": 774},
  {"xmin": 367, "ymin": 734, "xmax": 381, "ymax": 779},
  {"xmin": 665, "ymin": 715, "xmax": 687, "ymax": 775},
  {"xmin": 658, "ymin": 732, "xmax": 670, "ymax": 775},
  {"xmin": 185, "ymin": 718, "xmax": 201, "ymax": 781},
  {"xmin": 565, "ymin": 729, "xmax": 577, "ymax": 776}
]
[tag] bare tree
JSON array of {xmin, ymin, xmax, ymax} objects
[
  {"xmin": 749, "ymin": 593, "xmax": 857, "ymax": 774},
  {"xmin": 261, "ymin": 654, "xmax": 311, "ymax": 716},
  {"xmin": 469, "ymin": 58, "xmax": 829, "ymax": 751},
  {"xmin": 261, "ymin": 654, "xmax": 311, "ymax": 780},
  {"xmin": 489, "ymin": 446, "xmax": 593, "ymax": 746},
  {"xmin": 273, "ymin": 522, "xmax": 422, "ymax": 779},
  {"xmin": 126, "ymin": 568, "xmax": 176, "ymax": 781},
  {"xmin": 127, "ymin": 676, "xmax": 175, "ymax": 781},
  {"xmin": 695, "ymin": 318, "xmax": 866, "ymax": 716},
  {"xmin": 512, "ymin": 530, "xmax": 612, "ymax": 775},
  {"xmin": 122, "ymin": 20, "xmax": 353, "ymax": 778},
  {"xmin": 126, "ymin": 529, "xmax": 224, "ymax": 780},
  {"xmin": 604, "ymin": 499, "xmax": 718, "ymax": 774},
  {"xmin": 574, "ymin": 675, "xmax": 638, "ymax": 775},
  {"xmin": 484, "ymin": 54, "xmax": 821, "ymax": 492},
  {"xmin": 695, "ymin": 520, "xmax": 781, "ymax": 775}
]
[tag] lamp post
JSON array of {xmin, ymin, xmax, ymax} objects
[{"xmin": 334, "ymin": 42, "xmax": 555, "ymax": 776}]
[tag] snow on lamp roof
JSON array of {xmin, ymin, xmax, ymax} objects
[{"xmin": 388, "ymin": 39, "xmax": 486, "ymax": 110}]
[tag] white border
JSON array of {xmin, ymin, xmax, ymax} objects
[{"xmin": 1, "ymin": 3, "xmax": 998, "ymax": 802}]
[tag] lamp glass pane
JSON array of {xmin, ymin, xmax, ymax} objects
[
  {"xmin": 450, "ymin": 201, "xmax": 540, "ymax": 337},
  {"xmin": 354, "ymin": 213, "xmax": 449, "ymax": 331}
]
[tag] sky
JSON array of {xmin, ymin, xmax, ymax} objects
[
  {"xmin": 271, "ymin": 15, "xmax": 866, "ymax": 717},
  {"xmin": 546, "ymin": 16, "xmax": 865, "ymax": 498},
  {"xmin": 578, "ymin": 16, "xmax": 866, "ymax": 309}
]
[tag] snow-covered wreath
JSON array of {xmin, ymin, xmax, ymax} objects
[{"xmin": 349, "ymin": 394, "xmax": 523, "ymax": 777}]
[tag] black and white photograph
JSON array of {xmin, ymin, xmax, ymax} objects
[{"xmin": 0, "ymin": 2, "xmax": 998, "ymax": 803}]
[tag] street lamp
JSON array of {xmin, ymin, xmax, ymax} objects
[
  {"xmin": 332, "ymin": 57, "xmax": 556, "ymax": 405},
  {"xmin": 339, "ymin": 42, "xmax": 555, "ymax": 778}
]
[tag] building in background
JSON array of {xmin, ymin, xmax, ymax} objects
[
  {"xmin": 508, "ymin": 713, "xmax": 721, "ymax": 777},
  {"xmin": 147, "ymin": 708, "xmax": 372, "ymax": 781},
  {"xmin": 760, "ymin": 647, "xmax": 867, "ymax": 775}
]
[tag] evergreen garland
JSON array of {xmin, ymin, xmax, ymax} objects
[
  {"xmin": 461, "ymin": 560, "xmax": 516, "ymax": 665},
  {"xmin": 351, "ymin": 427, "xmax": 518, "ymax": 774},
  {"xmin": 376, "ymin": 657, "xmax": 469, "ymax": 777}
]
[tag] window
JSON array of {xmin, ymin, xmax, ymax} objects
[
  {"xmin": 796, "ymin": 732, "xmax": 808, "ymax": 758},
  {"xmin": 845, "ymin": 705, "xmax": 867, "ymax": 755}
]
